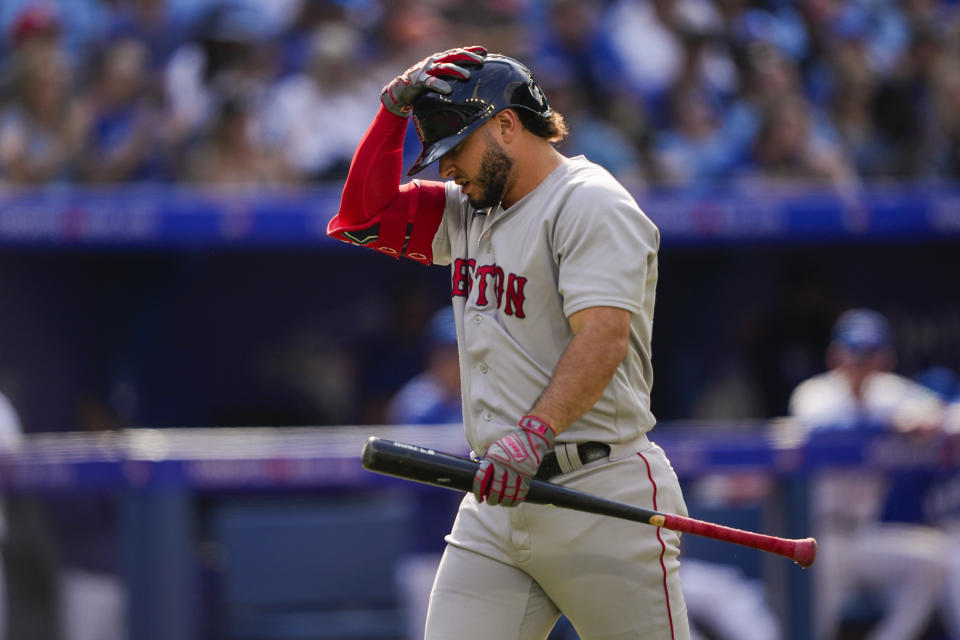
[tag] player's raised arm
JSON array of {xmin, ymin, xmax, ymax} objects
[{"xmin": 326, "ymin": 46, "xmax": 486, "ymax": 263}]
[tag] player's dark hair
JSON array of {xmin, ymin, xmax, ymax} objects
[{"xmin": 514, "ymin": 109, "xmax": 569, "ymax": 144}]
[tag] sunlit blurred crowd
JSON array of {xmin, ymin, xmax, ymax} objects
[{"xmin": 1, "ymin": 0, "xmax": 960, "ymax": 191}]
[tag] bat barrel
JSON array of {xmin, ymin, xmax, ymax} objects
[{"xmin": 361, "ymin": 437, "xmax": 477, "ymax": 491}]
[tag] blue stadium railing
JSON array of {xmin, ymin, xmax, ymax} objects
[
  {"xmin": 1, "ymin": 422, "xmax": 957, "ymax": 640},
  {"xmin": 0, "ymin": 183, "xmax": 959, "ymax": 248}
]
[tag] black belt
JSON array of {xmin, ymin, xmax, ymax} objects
[{"xmin": 536, "ymin": 442, "xmax": 611, "ymax": 480}]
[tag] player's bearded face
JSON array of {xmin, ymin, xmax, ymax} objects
[{"xmin": 467, "ymin": 137, "xmax": 513, "ymax": 210}]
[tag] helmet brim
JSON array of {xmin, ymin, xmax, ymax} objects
[{"xmin": 407, "ymin": 116, "xmax": 489, "ymax": 176}]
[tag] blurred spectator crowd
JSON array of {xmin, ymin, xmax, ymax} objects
[{"xmin": 2, "ymin": 0, "xmax": 960, "ymax": 190}]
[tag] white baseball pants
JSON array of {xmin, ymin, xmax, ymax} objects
[{"xmin": 424, "ymin": 438, "xmax": 690, "ymax": 640}]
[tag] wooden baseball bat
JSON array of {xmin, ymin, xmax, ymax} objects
[{"xmin": 361, "ymin": 437, "xmax": 817, "ymax": 568}]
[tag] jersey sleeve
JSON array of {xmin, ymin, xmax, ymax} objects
[
  {"xmin": 326, "ymin": 105, "xmax": 448, "ymax": 264},
  {"xmin": 426, "ymin": 181, "xmax": 465, "ymax": 267},
  {"xmin": 552, "ymin": 180, "xmax": 659, "ymax": 317}
]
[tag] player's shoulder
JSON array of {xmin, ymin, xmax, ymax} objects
[
  {"xmin": 443, "ymin": 180, "xmax": 481, "ymax": 218},
  {"xmin": 559, "ymin": 157, "xmax": 646, "ymax": 212},
  {"xmin": 792, "ymin": 370, "xmax": 840, "ymax": 394},
  {"xmin": 439, "ymin": 180, "xmax": 481, "ymax": 234},
  {"xmin": 871, "ymin": 371, "xmax": 942, "ymax": 402},
  {"xmin": 789, "ymin": 371, "xmax": 843, "ymax": 409},
  {"xmin": 561, "ymin": 156, "xmax": 629, "ymax": 192},
  {"xmin": 554, "ymin": 156, "xmax": 655, "ymax": 231}
]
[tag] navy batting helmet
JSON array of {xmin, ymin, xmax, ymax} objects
[{"xmin": 407, "ymin": 54, "xmax": 552, "ymax": 176}]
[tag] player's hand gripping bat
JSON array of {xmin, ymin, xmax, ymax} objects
[{"xmin": 361, "ymin": 437, "xmax": 817, "ymax": 568}]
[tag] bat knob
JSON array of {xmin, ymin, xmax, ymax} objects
[{"xmin": 793, "ymin": 537, "xmax": 817, "ymax": 569}]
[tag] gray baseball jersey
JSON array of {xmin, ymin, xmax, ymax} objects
[
  {"xmin": 431, "ymin": 155, "xmax": 660, "ymax": 455},
  {"xmin": 422, "ymin": 155, "xmax": 689, "ymax": 640}
]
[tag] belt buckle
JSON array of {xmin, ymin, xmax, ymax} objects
[{"xmin": 536, "ymin": 442, "xmax": 610, "ymax": 481}]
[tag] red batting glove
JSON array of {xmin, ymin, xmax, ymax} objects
[
  {"xmin": 380, "ymin": 46, "xmax": 487, "ymax": 117},
  {"xmin": 473, "ymin": 415, "xmax": 556, "ymax": 507}
]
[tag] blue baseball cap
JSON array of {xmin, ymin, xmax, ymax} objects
[{"xmin": 830, "ymin": 309, "xmax": 891, "ymax": 354}]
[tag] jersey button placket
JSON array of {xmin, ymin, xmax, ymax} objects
[{"xmin": 479, "ymin": 363, "xmax": 488, "ymax": 374}]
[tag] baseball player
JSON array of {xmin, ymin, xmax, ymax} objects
[
  {"xmin": 789, "ymin": 309, "xmax": 948, "ymax": 640},
  {"xmin": 328, "ymin": 46, "xmax": 689, "ymax": 639}
]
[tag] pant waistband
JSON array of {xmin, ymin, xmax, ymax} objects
[{"xmin": 536, "ymin": 442, "xmax": 611, "ymax": 480}]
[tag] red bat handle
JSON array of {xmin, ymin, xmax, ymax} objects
[{"xmin": 659, "ymin": 513, "xmax": 817, "ymax": 568}]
